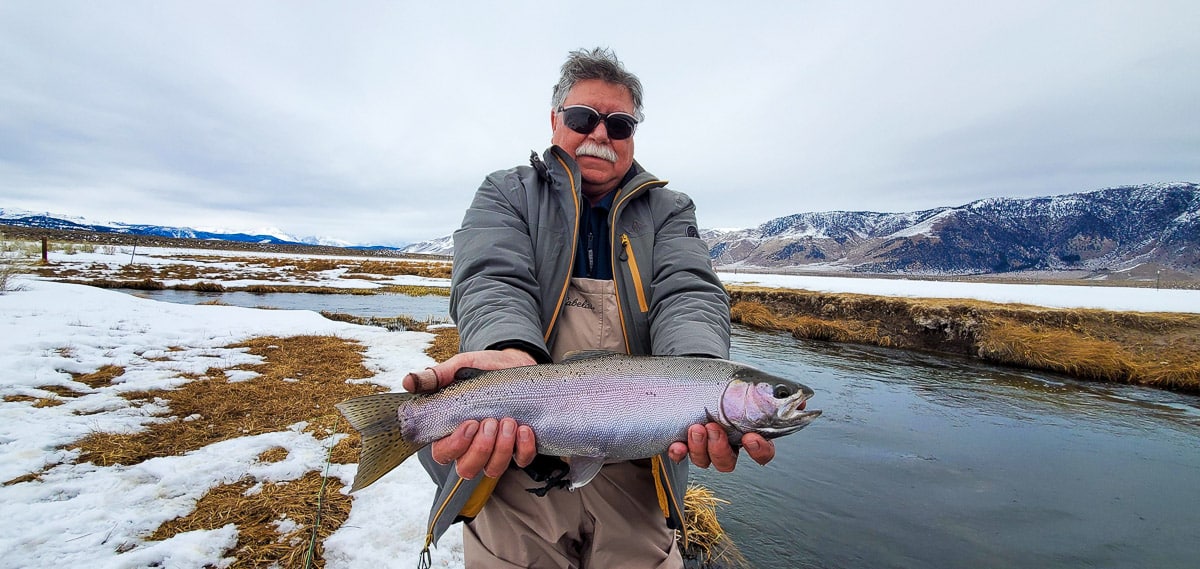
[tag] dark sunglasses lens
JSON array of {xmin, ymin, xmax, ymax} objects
[
  {"xmin": 563, "ymin": 107, "xmax": 601, "ymax": 134},
  {"xmin": 604, "ymin": 115, "xmax": 636, "ymax": 140}
]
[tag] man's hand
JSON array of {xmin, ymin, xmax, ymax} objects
[
  {"xmin": 402, "ymin": 348, "xmax": 539, "ymax": 480},
  {"xmin": 667, "ymin": 423, "xmax": 775, "ymax": 471}
]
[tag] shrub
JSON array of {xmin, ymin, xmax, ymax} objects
[
  {"xmin": 0, "ymin": 233, "xmax": 27, "ymax": 294},
  {"xmin": 0, "ymin": 258, "xmax": 20, "ymax": 294}
]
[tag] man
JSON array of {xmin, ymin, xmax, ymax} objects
[{"xmin": 403, "ymin": 47, "xmax": 775, "ymax": 568}]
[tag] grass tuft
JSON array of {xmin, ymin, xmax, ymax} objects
[
  {"xmin": 59, "ymin": 334, "xmax": 383, "ymax": 567},
  {"xmin": 681, "ymin": 485, "xmax": 751, "ymax": 569},
  {"xmin": 71, "ymin": 364, "xmax": 125, "ymax": 388},
  {"xmin": 72, "ymin": 335, "xmax": 381, "ymax": 467},
  {"xmin": 148, "ymin": 472, "xmax": 351, "ymax": 568}
]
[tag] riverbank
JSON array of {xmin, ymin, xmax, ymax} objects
[{"xmin": 728, "ymin": 286, "xmax": 1200, "ymax": 393}]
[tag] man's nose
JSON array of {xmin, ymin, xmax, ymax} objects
[{"xmin": 588, "ymin": 120, "xmax": 610, "ymax": 142}]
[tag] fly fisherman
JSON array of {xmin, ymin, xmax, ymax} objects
[{"xmin": 401, "ymin": 47, "xmax": 777, "ymax": 568}]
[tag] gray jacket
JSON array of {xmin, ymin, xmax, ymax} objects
[{"xmin": 418, "ymin": 145, "xmax": 731, "ymax": 550}]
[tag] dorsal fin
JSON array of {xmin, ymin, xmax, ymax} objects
[{"xmin": 560, "ymin": 350, "xmax": 625, "ymax": 363}]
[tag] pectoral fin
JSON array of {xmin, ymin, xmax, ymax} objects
[{"xmin": 566, "ymin": 456, "xmax": 606, "ymax": 490}]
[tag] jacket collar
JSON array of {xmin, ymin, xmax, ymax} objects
[{"xmin": 542, "ymin": 145, "xmax": 661, "ymax": 202}]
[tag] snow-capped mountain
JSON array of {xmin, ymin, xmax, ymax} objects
[
  {"xmin": 399, "ymin": 234, "xmax": 454, "ymax": 256},
  {"xmin": 706, "ymin": 183, "xmax": 1200, "ymax": 275},
  {"xmin": 0, "ymin": 208, "xmax": 358, "ymax": 248}
]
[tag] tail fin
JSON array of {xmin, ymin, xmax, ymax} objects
[{"xmin": 336, "ymin": 393, "xmax": 424, "ymax": 492}]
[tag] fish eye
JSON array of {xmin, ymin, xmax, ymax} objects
[{"xmin": 773, "ymin": 384, "xmax": 794, "ymax": 398}]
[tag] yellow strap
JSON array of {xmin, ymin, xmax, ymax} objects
[
  {"xmin": 651, "ymin": 456, "xmax": 670, "ymax": 518},
  {"xmin": 652, "ymin": 455, "xmax": 688, "ymax": 547},
  {"xmin": 460, "ymin": 475, "xmax": 501, "ymax": 518}
]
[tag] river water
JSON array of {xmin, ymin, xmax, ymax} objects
[
  {"xmin": 124, "ymin": 288, "xmax": 452, "ymax": 322},
  {"xmin": 126, "ymin": 290, "xmax": 1200, "ymax": 568},
  {"xmin": 708, "ymin": 327, "xmax": 1200, "ymax": 569}
]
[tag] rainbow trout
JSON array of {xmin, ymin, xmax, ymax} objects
[{"xmin": 336, "ymin": 351, "xmax": 821, "ymax": 492}]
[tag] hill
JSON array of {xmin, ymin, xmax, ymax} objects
[{"xmin": 706, "ymin": 183, "xmax": 1199, "ymax": 279}]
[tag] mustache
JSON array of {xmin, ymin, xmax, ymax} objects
[{"xmin": 576, "ymin": 141, "xmax": 618, "ymax": 163}]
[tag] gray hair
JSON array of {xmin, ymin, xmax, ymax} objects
[{"xmin": 551, "ymin": 47, "xmax": 644, "ymax": 121}]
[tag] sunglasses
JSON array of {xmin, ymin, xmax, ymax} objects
[{"xmin": 557, "ymin": 105, "xmax": 639, "ymax": 140}]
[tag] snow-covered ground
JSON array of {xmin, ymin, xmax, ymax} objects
[
  {"xmin": 18, "ymin": 244, "xmax": 1200, "ymax": 312},
  {"xmin": 25, "ymin": 245, "xmax": 452, "ymax": 290},
  {"xmin": 0, "ymin": 279, "xmax": 465, "ymax": 568},
  {"xmin": 1, "ymin": 246, "xmax": 1196, "ymax": 567},
  {"xmin": 718, "ymin": 272, "xmax": 1200, "ymax": 314}
]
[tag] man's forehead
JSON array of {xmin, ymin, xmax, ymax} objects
[{"xmin": 564, "ymin": 80, "xmax": 634, "ymax": 109}]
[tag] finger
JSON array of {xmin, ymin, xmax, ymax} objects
[
  {"xmin": 706, "ymin": 423, "xmax": 737, "ymax": 472},
  {"xmin": 455, "ymin": 418, "xmax": 499, "ymax": 479},
  {"xmin": 743, "ymin": 433, "xmax": 776, "ymax": 466},
  {"xmin": 483, "ymin": 418, "xmax": 518, "ymax": 478},
  {"xmin": 667, "ymin": 441, "xmax": 689, "ymax": 463},
  {"xmin": 687, "ymin": 424, "xmax": 711, "ymax": 468},
  {"xmin": 514, "ymin": 425, "xmax": 537, "ymax": 468},
  {"xmin": 430, "ymin": 420, "xmax": 479, "ymax": 465}
]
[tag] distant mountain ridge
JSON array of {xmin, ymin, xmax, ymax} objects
[
  {"xmin": 0, "ymin": 208, "xmax": 367, "ymax": 249},
  {"xmin": 6, "ymin": 182, "xmax": 1197, "ymax": 276},
  {"xmin": 705, "ymin": 182, "xmax": 1199, "ymax": 275}
]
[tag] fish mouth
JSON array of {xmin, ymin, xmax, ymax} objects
[{"xmin": 769, "ymin": 392, "xmax": 822, "ymax": 435}]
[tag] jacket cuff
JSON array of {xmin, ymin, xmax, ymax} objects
[{"xmin": 487, "ymin": 340, "xmax": 552, "ymax": 364}]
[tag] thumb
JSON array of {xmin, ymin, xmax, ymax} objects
[{"xmin": 403, "ymin": 366, "xmax": 444, "ymax": 393}]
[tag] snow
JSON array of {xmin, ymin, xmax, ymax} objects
[
  {"xmin": 1, "ymin": 245, "xmax": 1196, "ymax": 566},
  {"xmin": 718, "ymin": 272, "xmax": 1200, "ymax": 313},
  {"xmin": 40, "ymin": 246, "xmax": 451, "ymax": 290},
  {"xmin": 0, "ymin": 277, "xmax": 464, "ymax": 568},
  {"xmin": 886, "ymin": 209, "xmax": 954, "ymax": 239}
]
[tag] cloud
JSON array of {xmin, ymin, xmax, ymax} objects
[{"xmin": 2, "ymin": 1, "xmax": 1197, "ymax": 244}]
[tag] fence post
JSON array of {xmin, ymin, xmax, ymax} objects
[{"xmin": 41, "ymin": 237, "xmax": 48, "ymax": 264}]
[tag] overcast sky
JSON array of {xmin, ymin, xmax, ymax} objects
[{"xmin": 2, "ymin": 1, "xmax": 1197, "ymax": 245}]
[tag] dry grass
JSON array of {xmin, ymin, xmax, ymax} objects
[
  {"xmin": 64, "ymin": 335, "xmax": 384, "ymax": 567},
  {"xmin": 319, "ymin": 312, "xmax": 428, "ymax": 332},
  {"xmin": 729, "ymin": 286, "xmax": 1200, "ymax": 392},
  {"xmin": 425, "ymin": 327, "xmax": 461, "ymax": 362},
  {"xmin": 36, "ymin": 252, "xmax": 453, "ymax": 290},
  {"xmin": 3, "ymin": 394, "xmax": 64, "ymax": 408},
  {"xmin": 73, "ymin": 335, "xmax": 379, "ymax": 466},
  {"xmin": 2, "ymin": 366, "xmax": 130, "ymax": 411},
  {"xmin": 376, "ymin": 285, "xmax": 451, "ymax": 297},
  {"xmin": 71, "ymin": 364, "xmax": 125, "ymax": 388},
  {"xmin": 681, "ymin": 485, "xmax": 751, "ymax": 569},
  {"xmin": 732, "ymin": 301, "xmax": 865, "ymax": 343},
  {"xmin": 148, "ymin": 471, "xmax": 351, "ymax": 569}
]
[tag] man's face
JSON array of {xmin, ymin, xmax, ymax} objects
[{"xmin": 550, "ymin": 79, "xmax": 637, "ymax": 202}]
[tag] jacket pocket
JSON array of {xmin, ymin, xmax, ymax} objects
[{"xmin": 619, "ymin": 233, "xmax": 649, "ymax": 313}]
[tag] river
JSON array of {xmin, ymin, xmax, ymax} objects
[{"xmin": 125, "ymin": 289, "xmax": 1200, "ymax": 568}]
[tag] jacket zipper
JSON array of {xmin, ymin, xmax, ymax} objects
[
  {"xmin": 620, "ymin": 233, "xmax": 649, "ymax": 313},
  {"xmin": 609, "ymin": 179, "xmax": 667, "ymax": 345},
  {"xmin": 545, "ymin": 152, "xmax": 581, "ymax": 343}
]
